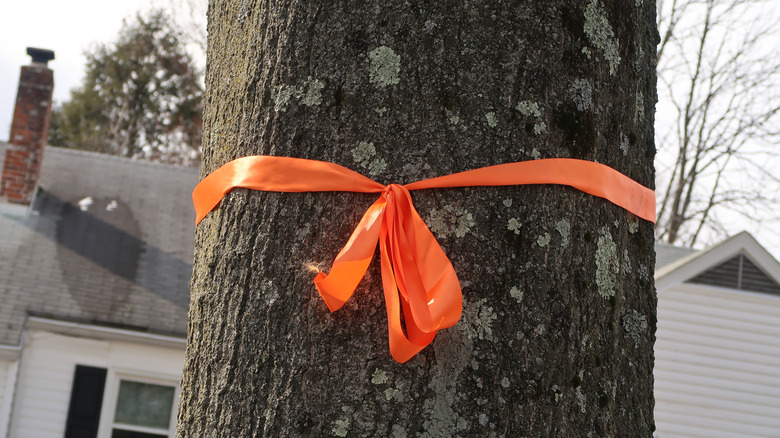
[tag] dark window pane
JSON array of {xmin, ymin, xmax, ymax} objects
[
  {"xmin": 65, "ymin": 365, "xmax": 107, "ymax": 438},
  {"xmin": 111, "ymin": 429, "xmax": 167, "ymax": 438},
  {"xmin": 113, "ymin": 380, "xmax": 175, "ymax": 429}
]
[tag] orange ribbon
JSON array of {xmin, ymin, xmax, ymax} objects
[{"xmin": 193, "ymin": 156, "xmax": 655, "ymax": 362}]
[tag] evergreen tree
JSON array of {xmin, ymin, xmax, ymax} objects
[{"xmin": 49, "ymin": 10, "xmax": 202, "ymax": 165}]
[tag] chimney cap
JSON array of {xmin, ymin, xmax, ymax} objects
[{"xmin": 26, "ymin": 47, "xmax": 55, "ymax": 65}]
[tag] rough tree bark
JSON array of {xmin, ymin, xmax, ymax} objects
[{"xmin": 178, "ymin": 1, "xmax": 658, "ymax": 436}]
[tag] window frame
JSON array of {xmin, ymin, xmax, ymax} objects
[{"xmin": 97, "ymin": 368, "xmax": 181, "ymax": 438}]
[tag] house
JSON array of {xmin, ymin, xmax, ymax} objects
[
  {"xmin": 0, "ymin": 49, "xmax": 197, "ymax": 438},
  {"xmin": 2, "ymin": 48, "xmax": 779, "ymax": 438},
  {"xmin": 654, "ymin": 233, "xmax": 780, "ymax": 437}
]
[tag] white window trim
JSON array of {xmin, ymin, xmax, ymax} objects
[{"xmin": 97, "ymin": 368, "xmax": 181, "ymax": 438}]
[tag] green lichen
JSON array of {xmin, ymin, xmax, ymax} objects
[
  {"xmin": 553, "ymin": 385, "xmax": 563, "ymax": 403},
  {"xmin": 582, "ymin": 46, "xmax": 593, "ymax": 58},
  {"xmin": 367, "ymin": 157, "xmax": 387, "ymax": 176},
  {"xmin": 503, "ymin": 199, "xmax": 513, "ymax": 207},
  {"xmin": 638, "ymin": 264, "xmax": 650, "ymax": 282},
  {"xmin": 485, "ymin": 112, "xmax": 498, "ymax": 128},
  {"xmin": 371, "ymin": 369, "xmax": 388, "ymax": 384},
  {"xmin": 516, "ymin": 101, "xmax": 547, "ymax": 136},
  {"xmin": 628, "ymin": 215, "xmax": 639, "ymax": 234},
  {"xmin": 531, "ymin": 148, "xmax": 541, "ymax": 159},
  {"xmin": 584, "ymin": 0, "xmax": 621, "ymax": 75},
  {"xmin": 635, "ymin": 90, "xmax": 645, "ymax": 121},
  {"xmin": 446, "ymin": 110, "xmax": 460, "ymax": 125},
  {"xmin": 509, "ymin": 286, "xmax": 524, "ymax": 304},
  {"xmin": 575, "ymin": 387, "xmax": 587, "ymax": 413},
  {"xmin": 272, "ymin": 84, "xmax": 299, "ymax": 112},
  {"xmin": 622, "ymin": 249, "xmax": 632, "ymax": 274},
  {"xmin": 392, "ymin": 424, "xmax": 408, "ymax": 438},
  {"xmin": 501, "ymin": 377, "xmax": 511, "ymax": 388},
  {"xmin": 385, "ymin": 387, "xmax": 403, "ymax": 401},
  {"xmin": 556, "ymin": 219, "xmax": 571, "ymax": 246},
  {"xmin": 352, "ymin": 141, "xmax": 386, "ymax": 177},
  {"xmin": 515, "ymin": 100, "xmax": 542, "ymax": 117},
  {"xmin": 507, "ymin": 218, "xmax": 522, "ymax": 234},
  {"xmin": 620, "ymin": 134, "xmax": 629, "ymax": 156},
  {"xmin": 352, "ymin": 141, "xmax": 376, "ymax": 164},
  {"xmin": 537, "ymin": 233, "xmax": 551, "ymax": 247},
  {"xmin": 333, "ymin": 419, "xmax": 350, "ymax": 437},
  {"xmin": 272, "ymin": 77, "xmax": 324, "ymax": 111},
  {"xmin": 368, "ymin": 45, "xmax": 401, "ymax": 87},
  {"xmin": 427, "ymin": 205, "xmax": 475, "ymax": 238},
  {"xmin": 300, "ymin": 76, "xmax": 324, "ymax": 106},
  {"xmin": 461, "ymin": 298, "xmax": 497, "ymax": 341},
  {"xmin": 570, "ymin": 79, "xmax": 593, "ymax": 111},
  {"xmin": 595, "ymin": 227, "xmax": 619, "ymax": 299},
  {"xmin": 375, "ymin": 107, "xmax": 388, "ymax": 116},
  {"xmin": 420, "ymin": 330, "xmax": 472, "ymax": 437},
  {"xmin": 622, "ymin": 309, "xmax": 648, "ymax": 347}
]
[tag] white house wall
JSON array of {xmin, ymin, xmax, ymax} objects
[
  {"xmin": 7, "ymin": 330, "xmax": 184, "ymax": 438},
  {"xmin": 654, "ymin": 283, "xmax": 780, "ymax": 437},
  {"xmin": 0, "ymin": 359, "xmax": 8, "ymax": 419},
  {"xmin": 0, "ymin": 359, "xmax": 16, "ymax": 438}
]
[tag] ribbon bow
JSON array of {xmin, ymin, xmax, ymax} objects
[{"xmin": 193, "ymin": 156, "xmax": 655, "ymax": 362}]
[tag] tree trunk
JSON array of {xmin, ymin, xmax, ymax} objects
[{"xmin": 178, "ymin": 1, "xmax": 658, "ymax": 436}]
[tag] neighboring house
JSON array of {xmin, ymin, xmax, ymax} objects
[
  {"xmin": 0, "ymin": 50, "xmax": 196, "ymax": 438},
  {"xmin": 654, "ymin": 233, "xmax": 780, "ymax": 437}
]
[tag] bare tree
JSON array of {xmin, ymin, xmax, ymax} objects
[
  {"xmin": 655, "ymin": 0, "xmax": 780, "ymax": 246},
  {"xmin": 160, "ymin": 0, "xmax": 207, "ymax": 59}
]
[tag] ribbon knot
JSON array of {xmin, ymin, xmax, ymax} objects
[
  {"xmin": 192, "ymin": 155, "xmax": 655, "ymax": 363},
  {"xmin": 314, "ymin": 182, "xmax": 462, "ymax": 362}
]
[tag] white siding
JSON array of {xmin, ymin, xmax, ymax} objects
[
  {"xmin": 0, "ymin": 360, "xmax": 8, "ymax": 415},
  {"xmin": 8, "ymin": 330, "xmax": 184, "ymax": 438},
  {"xmin": 654, "ymin": 283, "xmax": 780, "ymax": 438},
  {"xmin": 0, "ymin": 359, "xmax": 17, "ymax": 438}
]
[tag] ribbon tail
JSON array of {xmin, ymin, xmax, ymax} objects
[
  {"xmin": 314, "ymin": 196, "xmax": 386, "ymax": 311},
  {"xmin": 380, "ymin": 230, "xmax": 435, "ymax": 363},
  {"xmin": 387, "ymin": 185, "xmax": 463, "ymax": 333}
]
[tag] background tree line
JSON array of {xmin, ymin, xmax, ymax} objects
[{"xmin": 48, "ymin": 9, "xmax": 203, "ymax": 166}]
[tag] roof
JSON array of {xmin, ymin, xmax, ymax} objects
[
  {"xmin": 655, "ymin": 243, "xmax": 697, "ymax": 271},
  {"xmin": 655, "ymin": 232, "xmax": 780, "ymax": 294},
  {"xmin": 0, "ymin": 142, "xmax": 198, "ymax": 347}
]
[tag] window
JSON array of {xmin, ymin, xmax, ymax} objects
[{"xmin": 99, "ymin": 372, "xmax": 180, "ymax": 438}]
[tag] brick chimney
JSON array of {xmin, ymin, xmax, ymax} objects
[{"xmin": 1, "ymin": 47, "xmax": 55, "ymax": 204}]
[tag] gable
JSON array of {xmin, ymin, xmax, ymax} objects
[
  {"xmin": 689, "ymin": 253, "xmax": 780, "ymax": 296},
  {"xmin": 655, "ymin": 232, "xmax": 780, "ymax": 296}
]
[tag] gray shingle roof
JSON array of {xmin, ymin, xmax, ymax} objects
[
  {"xmin": 655, "ymin": 243, "xmax": 697, "ymax": 271},
  {"xmin": 0, "ymin": 142, "xmax": 198, "ymax": 346}
]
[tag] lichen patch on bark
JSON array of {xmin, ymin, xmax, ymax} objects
[
  {"xmin": 584, "ymin": 0, "xmax": 621, "ymax": 75},
  {"xmin": 595, "ymin": 227, "xmax": 619, "ymax": 298},
  {"xmin": 368, "ymin": 45, "xmax": 401, "ymax": 87},
  {"xmin": 426, "ymin": 205, "xmax": 475, "ymax": 238}
]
